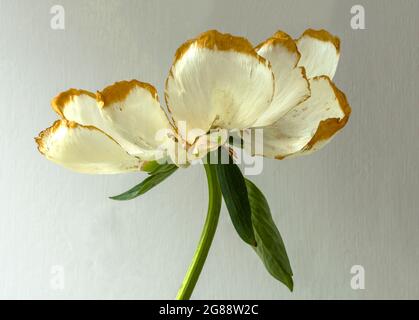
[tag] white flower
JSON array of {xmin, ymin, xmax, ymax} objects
[{"xmin": 36, "ymin": 29, "xmax": 350, "ymax": 173}]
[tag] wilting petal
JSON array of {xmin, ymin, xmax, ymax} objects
[
  {"xmin": 296, "ymin": 29, "xmax": 340, "ymax": 79},
  {"xmin": 245, "ymin": 76, "xmax": 350, "ymax": 159},
  {"xmin": 52, "ymin": 80, "xmax": 173, "ymax": 160},
  {"xmin": 254, "ymin": 31, "xmax": 310, "ymax": 127},
  {"xmin": 165, "ymin": 30, "xmax": 274, "ymax": 144},
  {"xmin": 35, "ymin": 120, "xmax": 142, "ymax": 174}
]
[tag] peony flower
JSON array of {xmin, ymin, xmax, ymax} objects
[{"xmin": 36, "ymin": 29, "xmax": 350, "ymax": 299}]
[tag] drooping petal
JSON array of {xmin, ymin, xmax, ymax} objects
[
  {"xmin": 253, "ymin": 31, "xmax": 310, "ymax": 127},
  {"xmin": 52, "ymin": 80, "xmax": 173, "ymax": 160},
  {"xmin": 245, "ymin": 76, "xmax": 351, "ymax": 159},
  {"xmin": 296, "ymin": 29, "xmax": 340, "ymax": 79},
  {"xmin": 35, "ymin": 120, "xmax": 142, "ymax": 174},
  {"xmin": 165, "ymin": 30, "xmax": 275, "ymax": 144}
]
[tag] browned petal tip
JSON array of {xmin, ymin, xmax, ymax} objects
[
  {"xmin": 255, "ymin": 30, "xmax": 299, "ymax": 55},
  {"xmin": 304, "ymin": 76, "xmax": 351, "ymax": 150},
  {"xmin": 274, "ymin": 155, "xmax": 286, "ymax": 160},
  {"xmin": 173, "ymin": 29, "xmax": 265, "ymax": 64},
  {"xmin": 35, "ymin": 119, "xmax": 64, "ymax": 155},
  {"xmin": 300, "ymin": 29, "xmax": 341, "ymax": 53},
  {"xmin": 97, "ymin": 80, "xmax": 158, "ymax": 107},
  {"xmin": 300, "ymin": 66, "xmax": 310, "ymax": 90},
  {"xmin": 52, "ymin": 88, "xmax": 95, "ymax": 117},
  {"xmin": 35, "ymin": 119, "xmax": 110, "ymax": 155}
]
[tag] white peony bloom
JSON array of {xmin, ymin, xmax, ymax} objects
[{"xmin": 36, "ymin": 29, "xmax": 350, "ymax": 172}]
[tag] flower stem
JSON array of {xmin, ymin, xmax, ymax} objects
[{"xmin": 176, "ymin": 163, "xmax": 222, "ymax": 300}]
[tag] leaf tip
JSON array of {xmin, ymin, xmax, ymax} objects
[
  {"xmin": 285, "ymin": 276, "xmax": 294, "ymax": 292},
  {"xmin": 108, "ymin": 194, "xmax": 127, "ymax": 201}
]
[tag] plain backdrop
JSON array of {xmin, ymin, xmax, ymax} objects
[{"xmin": 0, "ymin": 0, "xmax": 418, "ymax": 299}]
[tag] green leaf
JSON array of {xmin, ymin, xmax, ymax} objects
[
  {"xmin": 141, "ymin": 160, "xmax": 177, "ymax": 175},
  {"xmin": 245, "ymin": 178, "xmax": 294, "ymax": 291},
  {"xmin": 147, "ymin": 163, "xmax": 178, "ymax": 175},
  {"xmin": 109, "ymin": 165, "xmax": 178, "ymax": 200},
  {"xmin": 215, "ymin": 161, "xmax": 256, "ymax": 246},
  {"xmin": 141, "ymin": 160, "xmax": 161, "ymax": 173}
]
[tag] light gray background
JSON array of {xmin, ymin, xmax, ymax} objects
[{"xmin": 0, "ymin": 0, "xmax": 418, "ymax": 299}]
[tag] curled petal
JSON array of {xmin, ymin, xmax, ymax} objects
[
  {"xmin": 35, "ymin": 120, "xmax": 142, "ymax": 174},
  {"xmin": 52, "ymin": 80, "xmax": 173, "ymax": 160},
  {"xmin": 245, "ymin": 76, "xmax": 351, "ymax": 159},
  {"xmin": 165, "ymin": 30, "xmax": 275, "ymax": 144},
  {"xmin": 296, "ymin": 29, "xmax": 340, "ymax": 79},
  {"xmin": 254, "ymin": 31, "xmax": 311, "ymax": 126}
]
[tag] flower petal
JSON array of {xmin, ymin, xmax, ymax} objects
[
  {"xmin": 52, "ymin": 80, "xmax": 173, "ymax": 160},
  {"xmin": 296, "ymin": 29, "xmax": 340, "ymax": 79},
  {"xmin": 165, "ymin": 30, "xmax": 274, "ymax": 144},
  {"xmin": 245, "ymin": 76, "xmax": 350, "ymax": 159},
  {"xmin": 253, "ymin": 31, "xmax": 310, "ymax": 127},
  {"xmin": 188, "ymin": 129, "xmax": 229, "ymax": 160},
  {"xmin": 35, "ymin": 120, "xmax": 142, "ymax": 174}
]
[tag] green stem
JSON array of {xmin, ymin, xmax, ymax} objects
[{"xmin": 176, "ymin": 163, "xmax": 222, "ymax": 300}]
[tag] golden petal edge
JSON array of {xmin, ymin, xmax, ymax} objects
[
  {"xmin": 298, "ymin": 29, "xmax": 341, "ymax": 53},
  {"xmin": 52, "ymin": 89, "xmax": 96, "ymax": 117},
  {"xmin": 35, "ymin": 119, "xmax": 120, "ymax": 156},
  {"xmin": 173, "ymin": 29, "xmax": 266, "ymax": 65},
  {"xmin": 96, "ymin": 79, "xmax": 158, "ymax": 108},
  {"xmin": 165, "ymin": 30, "xmax": 273, "ymax": 128},
  {"xmin": 255, "ymin": 30, "xmax": 300, "ymax": 61},
  {"xmin": 303, "ymin": 76, "xmax": 351, "ymax": 151},
  {"xmin": 274, "ymin": 154, "xmax": 286, "ymax": 160},
  {"xmin": 35, "ymin": 119, "xmax": 72, "ymax": 155},
  {"xmin": 297, "ymin": 66, "xmax": 311, "ymax": 103}
]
